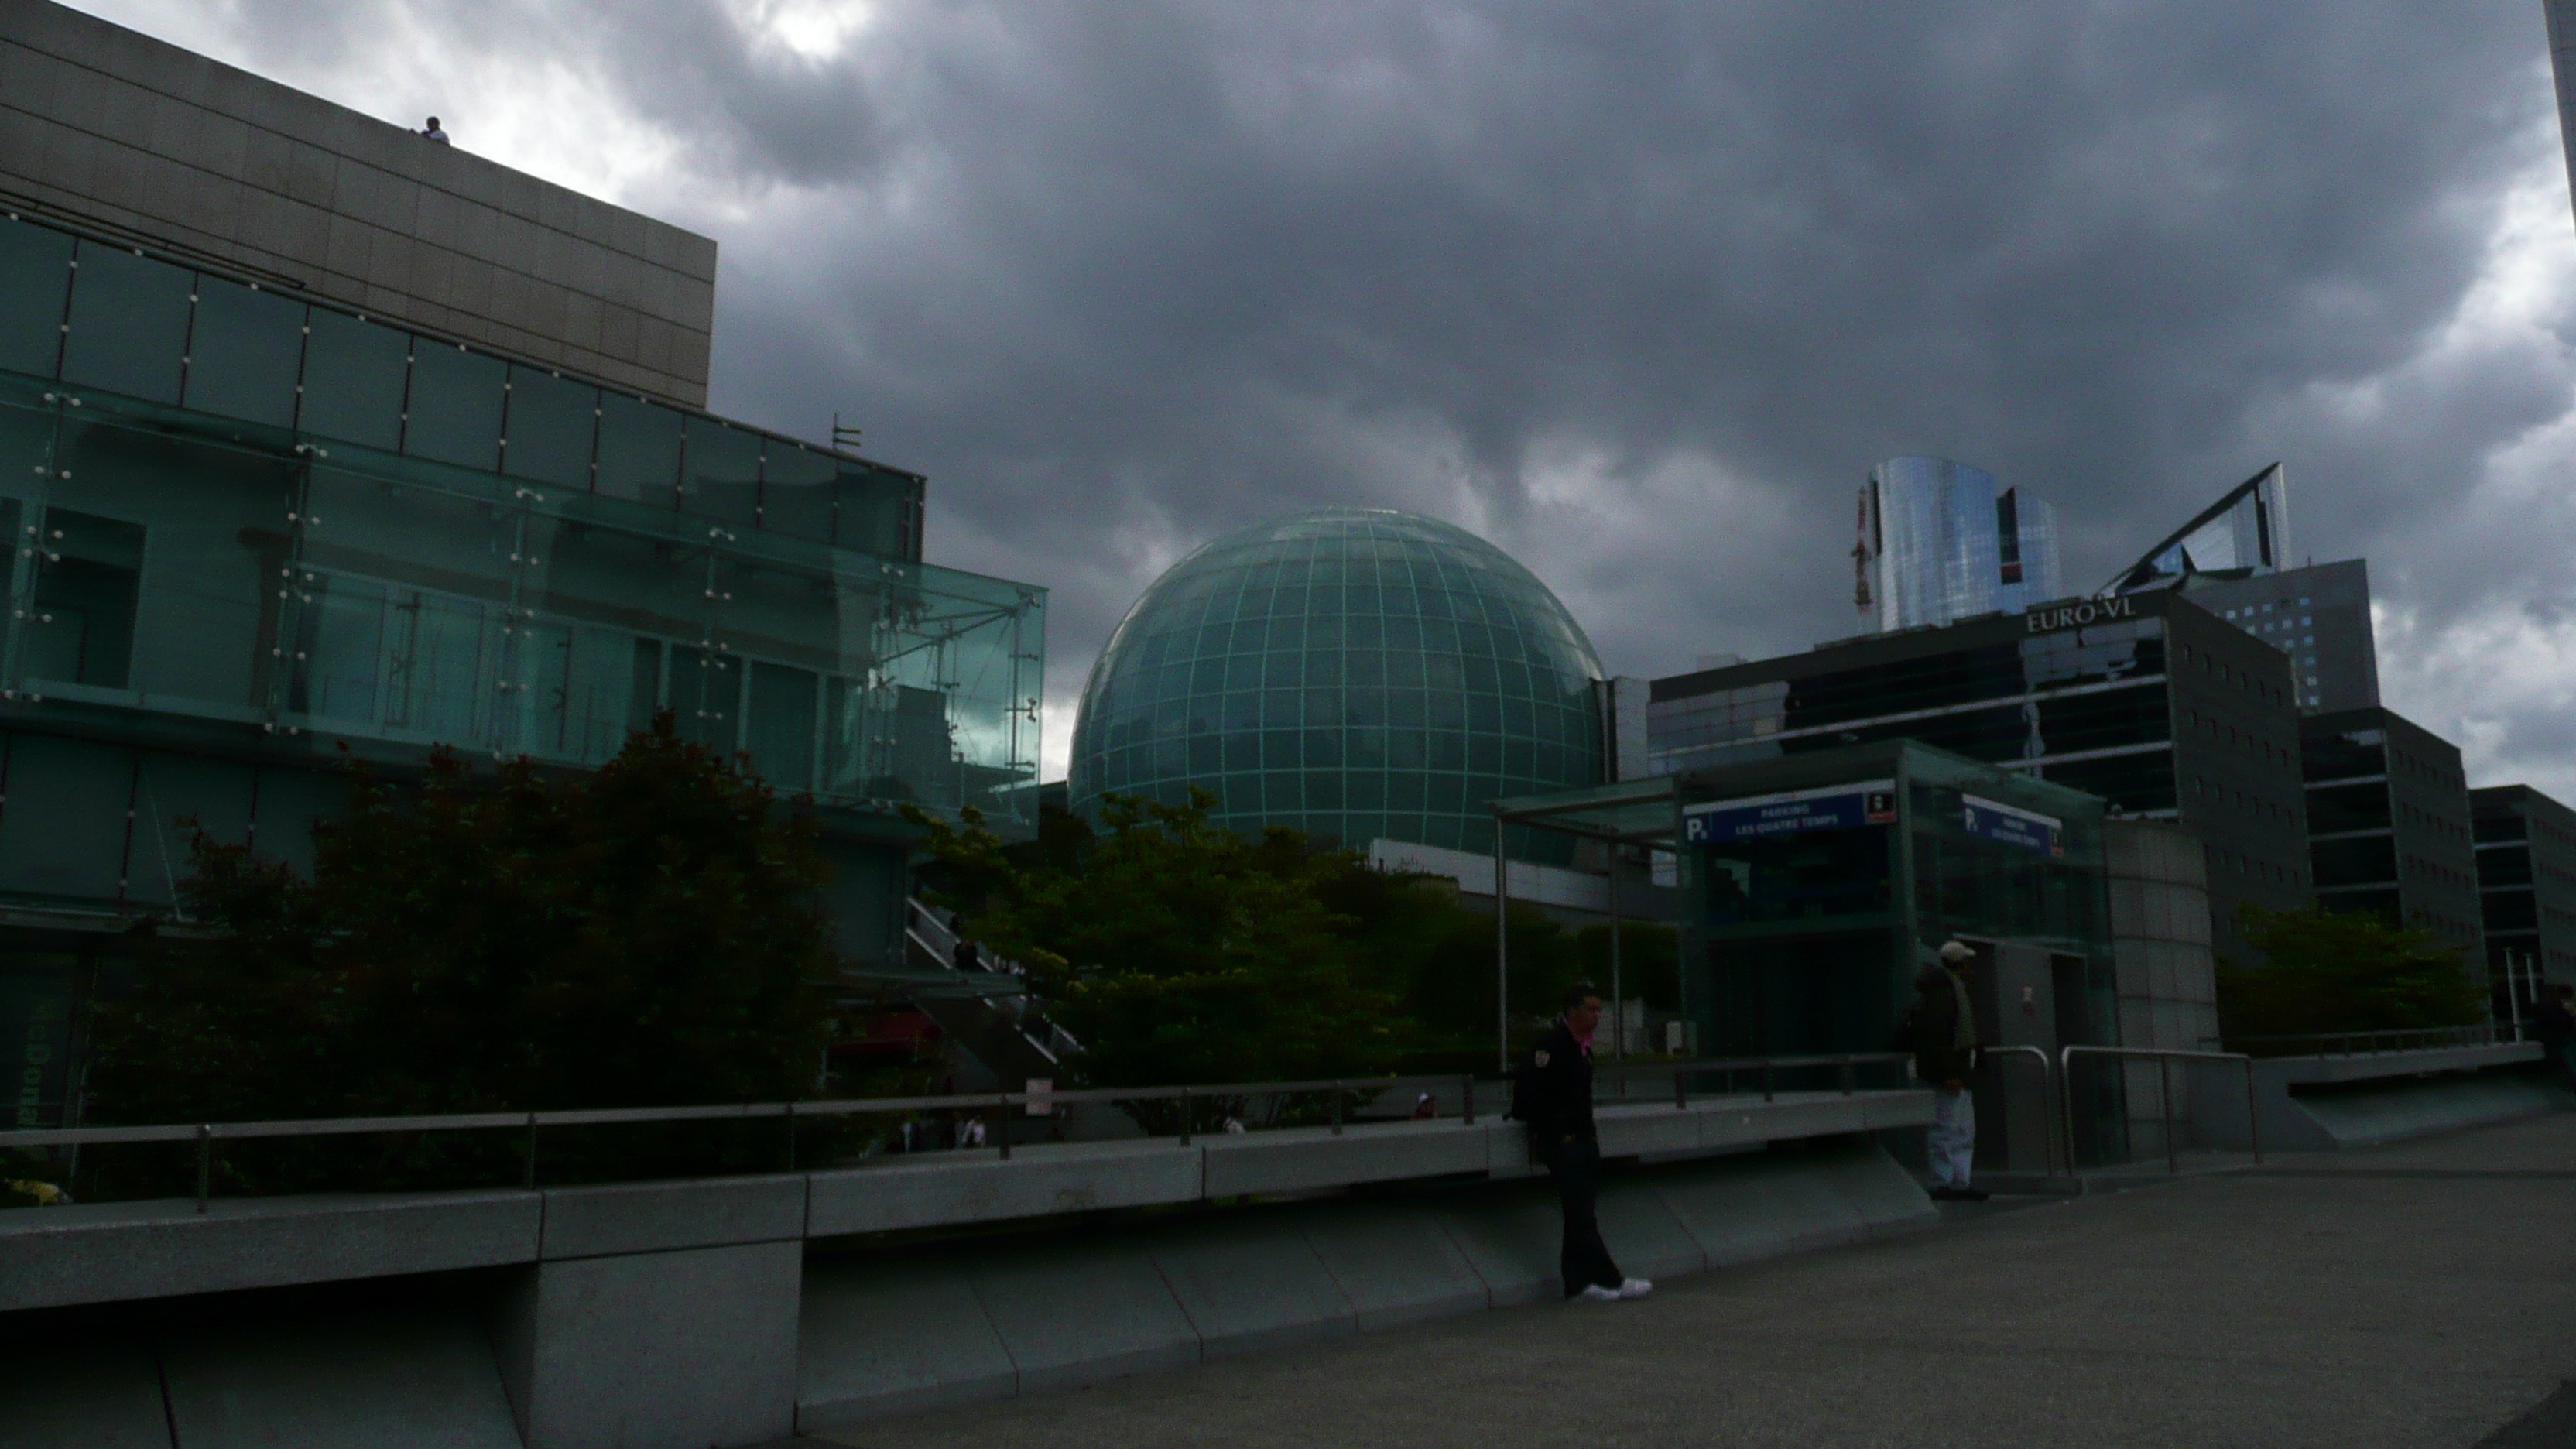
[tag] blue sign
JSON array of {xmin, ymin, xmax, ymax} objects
[
  {"xmin": 1684, "ymin": 781, "xmax": 1896, "ymax": 845},
  {"xmin": 1961, "ymin": 793, "xmax": 2062, "ymax": 856}
]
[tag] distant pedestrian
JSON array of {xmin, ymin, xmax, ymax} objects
[
  {"xmin": 953, "ymin": 933, "xmax": 979, "ymax": 974},
  {"xmin": 421, "ymin": 116, "xmax": 449, "ymax": 145},
  {"xmin": 1412, "ymin": 1091, "xmax": 1437, "ymax": 1120},
  {"xmin": 1519, "ymin": 980, "xmax": 1652, "ymax": 1303},
  {"xmin": 1913, "ymin": 940, "xmax": 1988, "ymax": 1202},
  {"xmin": 960, "ymin": 1116, "xmax": 988, "ymax": 1148},
  {"xmin": 2533, "ymin": 984, "xmax": 2576, "ymax": 1094}
]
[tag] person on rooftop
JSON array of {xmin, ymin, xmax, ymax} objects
[{"xmin": 422, "ymin": 116, "xmax": 449, "ymax": 144}]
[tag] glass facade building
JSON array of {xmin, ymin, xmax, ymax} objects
[
  {"xmin": 1853, "ymin": 456, "xmax": 2061, "ymax": 632},
  {"xmin": 1649, "ymin": 589, "xmax": 2312, "ymax": 962},
  {"xmin": 0, "ymin": 207, "xmax": 1042, "ymax": 816},
  {"xmin": 1069, "ymin": 507, "xmax": 1605, "ymax": 862},
  {"xmin": 0, "ymin": 204, "xmax": 1047, "ymax": 1127}
]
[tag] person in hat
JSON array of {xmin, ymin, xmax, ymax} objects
[{"xmin": 1912, "ymin": 940, "xmax": 1988, "ymax": 1201}]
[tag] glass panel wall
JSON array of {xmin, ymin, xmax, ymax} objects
[{"xmin": 0, "ymin": 209, "xmax": 916, "ymax": 559}]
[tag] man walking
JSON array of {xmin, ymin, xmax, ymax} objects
[
  {"xmin": 1521, "ymin": 981, "xmax": 1653, "ymax": 1303},
  {"xmin": 1912, "ymin": 940, "xmax": 1988, "ymax": 1201}
]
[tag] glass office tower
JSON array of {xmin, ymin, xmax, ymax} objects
[
  {"xmin": 1854, "ymin": 457, "xmax": 2062, "ymax": 632},
  {"xmin": 1070, "ymin": 507, "xmax": 1605, "ymax": 862}
]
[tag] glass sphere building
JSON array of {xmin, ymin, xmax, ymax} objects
[{"xmin": 1069, "ymin": 507, "xmax": 1606, "ymax": 862}]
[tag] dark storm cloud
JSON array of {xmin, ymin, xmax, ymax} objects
[{"xmin": 94, "ymin": 0, "xmax": 2576, "ymax": 781}]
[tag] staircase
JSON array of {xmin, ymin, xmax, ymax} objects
[{"xmin": 904, "ymin": 899, "xmax": 1078, "ymax": 1088}]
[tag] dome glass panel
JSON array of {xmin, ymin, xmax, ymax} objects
[{"xmin": 1070, "ymin": 507, "xmax": 1605, "ymax": 862}]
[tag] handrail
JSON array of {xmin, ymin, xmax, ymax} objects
[
  {"xmin": 1978, "ymin": 1044, "xmax": 2060, "ymax": 1178},
  {"xmin": 2060, "ymin": 1044, "xmax": 2259, "ymax": 1173},
  {"xmin": 2221, "ymin": 1025, "xmax": 2502, "ymax": 1057},
  {"xmin": 5, "ymin": 1052, "xmax": 1934, "ymax": 1214}
]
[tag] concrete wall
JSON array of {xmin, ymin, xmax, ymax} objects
[
  {"xmin": 0, "ymin": 0, "xmax": 716, "ymax": 406},
  {"xmin": 0, "ymin": 1089, "xmax": 1935, "ymax": 1447},
  {"xmin": 2194, "ymin": 1043, "xmax": 2557, "ymax": 1152}
]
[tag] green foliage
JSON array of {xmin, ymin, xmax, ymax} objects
[
  {"xmin": 909, "ymin": 790, "xmax": 1407, "ymax": 1087},
  {"xmin": 2218, "ymin": 904, "xmax": 2488, "ymax": 1045},
  {"xmin": 86, "ymin": 718, "xmax": 834, "ymax": 1191},
  {"xmin": 910, "ymin": 793, "xmax": 1682, "ymax": 1084}
]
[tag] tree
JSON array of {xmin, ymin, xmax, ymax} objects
[
  {"xmin": 85, "ymin": 717, "xmax": 834, "ymax": 1191},
  {"xmin": 2218, "ymin": 905, "xmax": 2488, "ymax": 1046},
  {"xmin": 908, "ymin": 790, "xmax": 1409, "ymax": 1088}
]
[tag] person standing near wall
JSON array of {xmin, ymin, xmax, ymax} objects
[
  {"xmin": 1519, "ymin": 981, "xmax": 1653, "ymax": 1303},
  {"xmin": 1912, "ymin": 940, "xmax": 1989, "ymax": 1202}
]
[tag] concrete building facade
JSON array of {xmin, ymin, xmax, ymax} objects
[
  {"xmin": 2180, "ymin": 559, "xmax": 2379, "ymax": 715},
  {"xmin": 1649, "ymin": 588, "xmax": 2311, "ymax": 965},
  {"xmin": 0, "ymin": 0, "xmax": 716, "ymax": 406},
  {"xmin": 2471, "ymin": 783, "xmax": 2576, "ymax": 1012},
  {"xmin": 2301, "ymin": 707, "xmax": 2482, "ymax": 962}
]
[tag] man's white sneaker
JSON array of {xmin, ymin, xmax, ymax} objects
[
  {"xmin": 1617, "ymin": 1278, "xmax": 1654, "ymax": 1299},
  {"xmin": 1576, "ymin": 1284, "xmax": 1622, "ymax": 1302}
]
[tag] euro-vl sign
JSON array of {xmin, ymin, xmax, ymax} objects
[{"xmin": 2023, "ymin": 596, "xmax": 2137, "ymax": 634}]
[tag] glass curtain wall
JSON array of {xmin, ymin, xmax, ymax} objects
[{"xmin": 0, "ymin": 210, "xmax": 1040, "ymax": 828}]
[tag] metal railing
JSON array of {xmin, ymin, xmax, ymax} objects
[
  {"xmin": 2219, "ymin": 1025, "xmax": 2507, "ymax": 1058},
  {"xmin": 2, "ymin": 1056, "xmax": 1926, "ymax": 1214},
  {"xmin": 1978, "ymin": 1044, "xmax": 2060, "ymax": 1178},
  {"xmin": 2060, "ymin": 1045, "xmax": 2259, "ymax": 1175}
]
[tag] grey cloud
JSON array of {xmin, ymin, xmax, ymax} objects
[{"xmin": 117, "ymin": 0, "xmax": 2576, "ymax": 783}]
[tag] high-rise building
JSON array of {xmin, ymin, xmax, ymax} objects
[
  {"xmin": 1649, "ymin": 587, "xmax": 2311, "ymax": 962},
  {"xmin": 2179, "ymin": 560, "xmax": 2379, "ymax": 714},
  {"xmin": 2300, "ymin": 708, "xmax": 2482, "ymax": 962},
  {"xmin": 2547, "ymin": 2, "xmax": 2576, "ymax": 234},
  {"xmin": 2470, "ymin": 783, "xmax": 2576, "ymax": 1011},
  {"xmin": 1852, "ymin": 457, "xmax": 2061, "ymax": 632}
]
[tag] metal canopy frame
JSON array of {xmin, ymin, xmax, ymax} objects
[{"xmin": 1486, "ymin": 775, "xmax": 1686, "ymax": 1072}]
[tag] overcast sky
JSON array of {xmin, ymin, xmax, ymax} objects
[{"xmin": 74, "ymin": 0, "xmax": 2576, "ymax": 794}]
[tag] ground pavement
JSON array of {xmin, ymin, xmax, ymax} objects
[{"xmin": 811, "ymin": 1110, "xmax": 2576, "ymax": 1449}]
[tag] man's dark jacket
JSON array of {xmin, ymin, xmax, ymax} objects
[
  {"xmin": 1519, "ymin": 1016, "xmax": 1595, "ymax": 1147},
  {"xmin": 1905, "ymin": 964, "xmax": 1979, "ymax": 1085}
]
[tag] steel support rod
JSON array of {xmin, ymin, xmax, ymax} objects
[
  {"xmin": 2243, "ymin": 1058, "xmax": 2262, "ymax": 1165},
  {"xmin": 1495, "ymin": 817, "xmax": 1510, "ymax": 1074},
  {"xmin": 194, "ymin": 1124, "xmax": 211, "ymax": 1214},
  {"xmin": 1608, "ymin": 847, "xmax": 1625, "ymax": 1089},
  {"xmin": 2158, "ymin": 1055, "xmax": 2176, "ymax": 1174}
]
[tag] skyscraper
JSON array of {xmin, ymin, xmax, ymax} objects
[
  {"xmin": 2105, "ymin": 463, "xmax": 2290, "ymax": 593},
  {"xmin": 1852, "ymin": 457, "xmax": 2062, "ymax": 632}
]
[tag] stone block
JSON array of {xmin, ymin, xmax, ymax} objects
[
  {"xmin": 0, "ymin": 39, "xmax": 67, "ymax": 119},
  {"xmin": 1860, "ymin": 1089, "xmax": 1937, "ymax": 1131},
  {"xmin": 1300, "ymin": 1200, "xmax": 1490, "ymax": 1331},
  {"xmin": 1591, "ymin": 1173, "xmax": 1706, "ymax": 1282},
  {"xmin": 540, "ymin": 1173, "xmax": 804, "ymax": 1260},
  {"xmin": 0, "ymin": 1189, "xmax": 540, "ymax": 1313},
  {"xmin": 966, "ymin": 1238, "xmax": 1199, "ymax": 1393},
  {"xmin": 798, "ymin": 1251, "xmax": 1017, "ymax": 1426},
  {"xmin": 1806, "ymin": 1145, "xmax": 1937, "ymax": 1238},
  {"xmin": 164, "ymin": 1301, "xmax": 522, "ymax": 1449},
  {"xmin": 497, "ymin": 1239, "xmax": 801, "ymax": 1449},
  {"xmin": 1656, "ymin": 1153, "xmax": 1865, "ymax": 1267},
  {"xmin": 1147, "ymin": 1214, "xmax": 1356, "ymax": 1358},
  {"xmin": 1202, "ymin": 1119, "xmax": 1485, "ymax": 1197},
  {"xmin": 1431, "ymin": 1181, "xmax": 1562, "ymax": 1305},
  {"xmin": 1595, "ymin": 1103, "xmax": 1701, "ymax": 1158},
  {"xmin": 0, "ymin": 1336, "xmax": 167, "ymax": 1449},
  {"xmin": 806, "ymin": 1139, "xmax": 1204, "ymax": 1238}
]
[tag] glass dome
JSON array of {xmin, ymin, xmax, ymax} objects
[{"xmin": 1070, "ymin": 506, "xmax": 1606, "ymax": 862}]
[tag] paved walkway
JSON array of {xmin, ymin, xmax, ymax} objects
[{"xmin": 815, "ymin": 1111, "xmax": 2576, "ymax": 1449}]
